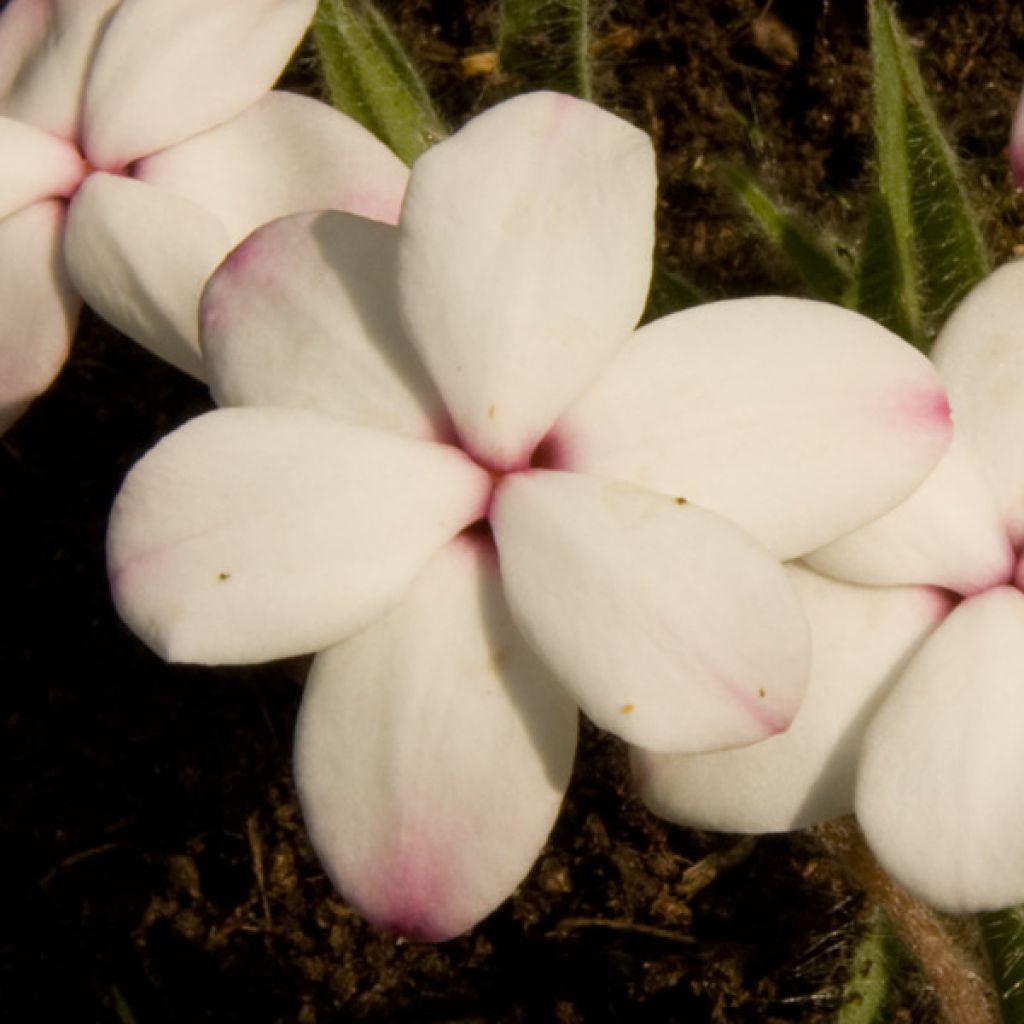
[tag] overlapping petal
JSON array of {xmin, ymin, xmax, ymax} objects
[
  {"xmin": 0, "ymin": 115, "xmax": 84, "ymax": 220},
  {"xmin": 108, "ymin": 408, "xmax": 490, "ymax": 664},
  {"xmin": 930, "ymin": 260, "xmax": 1024, "ymax": 542},
  {"xmin": 555, "ymin": 297, "xmax": 952, "ymax": 559},
  {"xmin": 0, "ymin": 0, "xmax": 118, "ymax": 138},
  {"xmin": 807, "ymin": 436, "xmax": 1014, "ymax": 594},
  {"xmin": 857, "ymin": 587, "xmax": 1024, "ymax": 912},
  {"xmin": 398, "ymin": 91, "xmax": 656, "ymax": 470},
  {"xmin": 81, "ymin": 0, "xmax": 315, "ymax": 168},
  {"xmin": 294, "ymin": 536, "xmax": 577, "ymax": 941},
  {"xmin": 0, "ymin": 0, "xmax": 50, "ymax": 98},
  {"xmin": 64, "ymin": 173, "xmax": 228, "ymax": 375},
  {"xmin": 634, "ymin": 566, "xmax": 950, "ymax": 832},
  {"xmin": 0, "ymin": 199, "xmax": 80, "ymax": 431},
  {"xmin": 200, "ymin": 211, "xmax": 444, "ymax": 439},
  {"xmin": 134, "ymin": 92, "xmax": 410, "ymax": 241},
  {"xmin": 491, "ymin": 470, "xmax": 809, "ymax": 753}
]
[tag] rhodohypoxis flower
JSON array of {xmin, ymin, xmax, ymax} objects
[
  {"xmin": 0, "ymin": 0, "xmax": 407, "ymax": 429},
  {"xmin": 107, "ymin": 92, "xmax": 951, "ymax": 939},
  {"xmin": 636, "ymin": 259, "xmax": 1024, "ymax": 914}
]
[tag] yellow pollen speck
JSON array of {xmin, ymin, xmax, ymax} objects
[
  {"xmin": 488, "ymin": 404, "xmax": 496, "ymax": 419},
  {"xmin": 621, "ymin": 703, "xmax": 635, "ymax": 715},
  {"xmin": 674, "ymin": 496, "xmax": 687, "ymax": 506},
  {"xmin": 758, "ymin": 688, "xmax": 766, "ymax": 699},
  {"xmin": 218, "ymin": 572, "xmax": 231, "ymax": 581}
]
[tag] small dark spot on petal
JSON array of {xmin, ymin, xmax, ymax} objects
[
  {"xmin": 758, "ymin": 688, "xmax": 766, "ymax": 699},
  {"xmin": 675, "ymin": 496, "xmax": 688, "ymax": 506},
  {"xmin": 487, "ymin": 404, "xmax": 496, "ymax": 419},
  {"xmin": 218, "ymin": 572, "xmax": 231, "ymax": 581}
]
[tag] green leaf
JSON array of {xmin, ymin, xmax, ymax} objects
[
  {"xmin": 642, "ymin": 262, "xmax": 704, "ymax": 323},
  {"xmin": 867, "ymin": 0, "xmax": 921, "ymax": 345},
  {"xmin": 981, "ymin": 908, "xmax": 1024, "ymax": 1024},
  {"xmin": 903, "ymin": 84, "xmax": 989, "ymax": 328},
  {"xmin": 725, "ymin": 166, "xmax": 854, "ymax": 306},
  {"xmin": 838, "ymin": 908, "xmax": 897, "ymax": 1024},
  {"xmin": 856, "ymin": 191, "xmax": 914, "ymax": 341},
  {"xmin": 863, "ymin": 0, "xmax": 988, "ymax": 349},
  {"xmin": 498, "ymin": 0, "xmax": 592, "ymax": 99},
  {"xmin": 313, "ymin": 0, "xmax": 446, "ymax": 165}
]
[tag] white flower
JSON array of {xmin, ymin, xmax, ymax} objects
[
  {"xmin": 636, "ymin": 259, "xmax": 1024, "ymax": 914},
  {"xmin": 107, "ymin": 92, "xmax": 951, "ymax": 939},
  {"xmin": 0, "ymin": 0, "xmax": 408, "ymax": 429}
]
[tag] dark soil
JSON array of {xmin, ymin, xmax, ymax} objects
[{"xmin": 4, "ymin": 2, "xmax": 1024, "ymax": 1021}]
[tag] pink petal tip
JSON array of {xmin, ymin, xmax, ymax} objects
[
  {"xmin": 350, "ymin": 841, "xmax": 459, "ymax": 943},
  {"xmin": 1011, "ymin": 90, "xmax": 1024, "ymax": 189}
]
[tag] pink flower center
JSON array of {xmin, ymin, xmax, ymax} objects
[{"xmin": 48, "ymin": 133, "xmax": 132, "ymax": 202}]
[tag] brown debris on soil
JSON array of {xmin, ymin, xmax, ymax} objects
[{"xmin": 4, "ymin": 2, "xmax": 1024, "ymax": 1021}]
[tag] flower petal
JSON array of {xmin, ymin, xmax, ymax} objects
[
  {"xmin": 807, "ymin": 435, "xmax": 1014, "ymax": 594},
  {"xmin": 490, "ymin": 470, "xmax": 810, "ymax": 753},
  {"xmin": 1011, "ymin": 90, "xmax": 1024, "ymax": 189},
  {"xmin": 107, "ymin": 407, "xmax": 490, "ymax": 664},
  {"xmin": 294, "ymin": 535, "xmax": 577, "ymax": 941},
  {"xmin": 0, "ymin": 0, "xmax": 50, "ymax": 97},
  {"xmin": 634, "ymin": 566, "xmax": 950, "ymax": 833},
  {"xmin": 0, "ymin": 115, "xmax": 84, "ymax": 219},
  {"xmin": 930, "ymin": 260, "xmax": 1024, "ymax": 543},
  {"xmin": 398, "ymin": 91, "xmax": 655, "ymax": 470},
  {"xmin": 200, "ymin": 211, "xmax": 444, "ymax": 439},
  {"xmin": 555, "ymin": 297, "xmax": 952, "ymax": 559},
  {"xmin": 81, "ymin": 0, "xmax": 315, "ymax": 168},
  {"xmin": 64, "ymin": 172, "xmax": 228, "ymax": 375},
  {"xmin": 857, "ymin": 587, "xmax": 1024, "ymax": 912},
  {"xmin": 0, "ymin": 0, "xmax": 118, "ymax": 137},
  {"xmin": 0, "ymin": 200, "xmax": 80, "ymax": 431},
  {"xmin": 134, "ymin": 91, "xmax": 410, "ymax": 240}
]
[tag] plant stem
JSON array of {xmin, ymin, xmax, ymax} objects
[{"xmin": 814, "ymin": 817, "xmax": 996, "ymax": 1024}]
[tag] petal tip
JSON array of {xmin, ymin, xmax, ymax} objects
[
  {"xmin": 895, "ymin": 386, "xmax": 953, "ymax": 433},
  {"xmin": 1012, "ymin": 91, "xmax": 1024, "ymax": 189},
  {"xmin": 350, "ymin": 842, "xmax": 463, "ymax": 943}
]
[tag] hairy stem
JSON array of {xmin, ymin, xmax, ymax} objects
[{"xmin": 814, "ymin": 817, "xmax": 996, "ymax": 1024}]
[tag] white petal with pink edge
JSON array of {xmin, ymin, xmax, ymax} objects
[
  {"xmin": 0, "ymin": 0, "xmax": 118, "ymax": 137},
  {"xmin": 64, "ymin": 172, "xmax": 228, "ymax": 376},
  {"xmin": 857, "ymin": 586, "xmax": 1024, "ymax": 913},
  {"xmin": 634, "ymin": 566, "xmax": 950, "ymax": 833},
  {"xmin": 807, "ymin": 435, "xmax": 1014, "ymax": 595},
  {"xmin": 108, "ymin": 407, "xmax": 490, "ymax": 664},
  {"xmin": 555, "ymin": 297, "xmax": 952, "ymax": 559},
  {"xmin": 135, "ymin": 92, "xmax": 410, "ymax": 240},
  {"xmin": 491, "ymin": 470, "xmax": 810, "ymax": 753},
  {"xmin": 0, "ymin": 199, "xmax": 80, "ymax": 432},
  {"xmin": 399, "ymin": 91, "xmax": 655, "ymax": 470},
  {"xmin": 1011, "ymin": 90, "xmax": 1024, "ymax": 189},
  {"xmin": 201, "ymin": 211, "xmax": 444, "ymax": 439},
  {"xmin": 0, "ymin": 115, "xmax": 84, "ymax": 220},
  {"xmin": 294, "ymin": 536, "xmax": 577, "ymax": 941},
  {"xmin": 81, "ymin": 0, "xmax": 315, "ymax": 168},
  {"xmin": 930, "ymin": 260, "xmax": 1024, "ymax": 543}
]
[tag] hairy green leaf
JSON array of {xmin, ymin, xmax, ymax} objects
[
  {"xmin": 838, "ymin": 908, "xmax": 897, "ymax": 1024},
  {"xmin": 314, "ymin": 0, "xmax": 446, "ymax": 165},
  {"xmin": 642, "ymin": 263, "xmax": 704, "ymax": 323},
  {"xmin": 981, "ymin": 908, "xmax": 1024, "ymax": 1024},
  {"xmin": 857, "ymin": 191, "xmax": 914, "ymax": 341},
  {"xmin": 498, "ymin": 0, "xmax": 592, "ymax": 99},
  {"xmin": 864, "ymin": 0, "xmax": 987, "ymax": 349},
  {"xmin": 725, "ymin": 166, "xmax": 854, "ymax": 306}
]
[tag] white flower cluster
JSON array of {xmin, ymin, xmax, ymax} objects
[{"xmin": 3, "ymin": 0, "xmax": 1017, "ymax": 940}]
